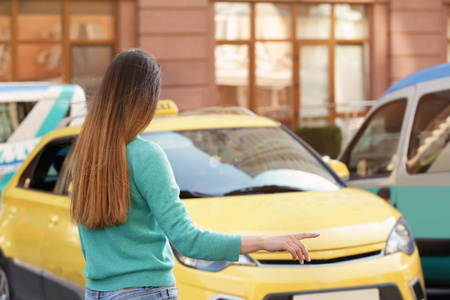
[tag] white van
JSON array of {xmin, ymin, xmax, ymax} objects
[
  {"xmin": 339, "ymin": 63, "xmax": 450, "ymax": 287},
  {"xmin": 0, "ymin": 83, "xmax": 86, "ymax": 190}
]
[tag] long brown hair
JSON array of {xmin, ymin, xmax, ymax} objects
[{"xmin": 68, "ymin": 49, "xmax": 161, "ymax": 229}]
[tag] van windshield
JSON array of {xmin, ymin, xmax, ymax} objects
[
  {"xmin": 0, "ymin": 102, "xmax": 36, "ymax": 143},
  {"xmin": 141, "ymin": 127, "xmax": 341, "ymax": 198}
]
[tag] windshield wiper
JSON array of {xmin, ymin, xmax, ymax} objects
[
  {"xmin": 179, "ymin": 190, "xmax": 216, "ymax": 199},
  {"xmin": 224, "ymin": 185, "xmax": 304, "ymax": 196}
]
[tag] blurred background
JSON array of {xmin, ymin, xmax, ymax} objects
[{"xmin": 0, "ymin": 0, "xmax": 448, "ymax": 148}]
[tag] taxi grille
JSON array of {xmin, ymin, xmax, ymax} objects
[{"xmin": 256, "ymin": 250, "xmax": 382, "ymax": 266}]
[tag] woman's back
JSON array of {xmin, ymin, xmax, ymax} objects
[{"xmin": 78, "ymin": 137, "xmax": 241, "ymax": 291}]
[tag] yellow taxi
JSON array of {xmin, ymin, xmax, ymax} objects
[{"xmin": 0, "ymin": 101, "xmax": 425, "ymax": 300}]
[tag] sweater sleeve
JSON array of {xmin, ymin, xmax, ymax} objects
[{"xmin": 129, "ymin": 139, "xmax": 241, "ymax": 262}]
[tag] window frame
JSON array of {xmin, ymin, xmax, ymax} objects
[
  {"xmin": 0, "ymin": 0, "xmax": 117, "ymax": 83},
  {"xmin": 214, "ymin": 2, "xmax": 372, "ymax": 128},
  {"xmin": 406, "ymin": 92, "xmax": 450, "ymax": 175},
  {"xmin": 340, "ymin": 98, "xmax": 407, "ymax": 180},
  {"xmin": 18, "ymin": 136, "xmax": 76, "ymax": 195}
]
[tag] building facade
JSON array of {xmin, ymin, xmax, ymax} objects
[{"xmin": 0, "ymin": 0, "xmax": 448, "ymax": 129}]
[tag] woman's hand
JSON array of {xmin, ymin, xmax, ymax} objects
[{"xmin": 241, "ymin": 233, "xmax": 320, "ymax": 264}]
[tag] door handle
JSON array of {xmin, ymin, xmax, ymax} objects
[{"xmin": 49, "ymin": 215, "xmax": 59, "ymax": 227}]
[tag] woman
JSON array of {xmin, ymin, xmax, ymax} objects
[{"xmin": 69, "ymin": 49, "xmax": 319, "ymax": 300}]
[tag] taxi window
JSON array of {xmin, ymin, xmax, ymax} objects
[
  {"xmin": 406, "ymin": 90, "xmax": 450, "ymax": 174},
  {"xmin": 0, "ymin": 101, "xmax": 36, "ymax": 142},
  {"xmin": 343, "ymin": 99, "xmax": 407, "ymax": 180},
  {"xmin": 19, "ymin": 138, "xmax": 75, "ymax": 194}
]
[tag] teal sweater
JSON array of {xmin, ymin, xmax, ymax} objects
[{"xmin": 78, "ymin": 137, "xmax": 242, "ymax": 291}]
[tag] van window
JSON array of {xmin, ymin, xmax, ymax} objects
[
  {"xmin": 407, "ymin": 91, "xmax": 450, "ymax": 174},
  {"xmin": 0, "ymin": 102, "xmax": 36, "ymax": 142},
  {"xmin": 19, "ymin": 138, "xmax": 75, "ymax": 194},
  {"xmin": 344, "ymin": 99, "xmax": 407, "ymax": 179}
]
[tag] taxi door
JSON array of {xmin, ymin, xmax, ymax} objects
[
  {"xmin": 32, "ymin": 136, "xmax": 85, "ymax": 299},
  {"xmin": 42, "ymin": 193, "xmax": 85, "ymax": 299},
  {"xmin": 3, "ymin": 136, "xmax": 85, "ymax": 299},
  {"xmin": 339, "ymin": 86, "xmax": 414, "ymax": 207},
  {"xmin": 41, "ymin": 140, "xmax": 86, "ymax": 299},
  {"xmin": 0, "ymin": 135, "xmax": 77, "ymax": 299},
  {"xmin": 0, "ymin": 177, "xmax": 49, "ymax": 300}
]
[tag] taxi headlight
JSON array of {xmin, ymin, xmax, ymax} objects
[
  {"xmin": 385, "ymin": 217, "xmax": 415, "ymax": 256},
  {"xmin": 172, "ymin": 248, "xmax": 256, "ymax": 272}
]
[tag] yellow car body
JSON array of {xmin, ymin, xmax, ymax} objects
[{"xmin": 0, "ymin": 108, "xmax": 425, "ymax": 300}]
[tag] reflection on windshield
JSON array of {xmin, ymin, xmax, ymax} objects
[{"xmin": 141, "ymin": 127, "xmax": 339, "ymax": 198}]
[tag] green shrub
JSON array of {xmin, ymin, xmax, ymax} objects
[{"xmin": 293, "ymin": 125, "xmax": 342, "ymax": 159}]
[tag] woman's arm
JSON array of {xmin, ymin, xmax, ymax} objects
[{"xmin": 241, "ymin": 233, "xmax": 320, "ymax": 264}]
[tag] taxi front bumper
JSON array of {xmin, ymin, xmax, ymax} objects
[{"xmin": 173, "ymin": 248, "xmax": 425, "ymax": 300}]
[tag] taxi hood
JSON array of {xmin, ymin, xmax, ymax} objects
[{"xmin": 183, "ymin": 188, "xmax": 401, "ymax": 251}]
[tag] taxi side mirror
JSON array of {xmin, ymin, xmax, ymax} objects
[{"xmin": 323, "ymin": 156, "xmax": 349, "ymax": 181}]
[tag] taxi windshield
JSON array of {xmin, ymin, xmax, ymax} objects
[{"xmin": 140, "ymin": 127, "xmax": 341, "ymax": 198}]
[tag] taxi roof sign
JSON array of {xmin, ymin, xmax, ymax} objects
[{"xmin": 156, "ymin": 99, "xmax": 178, "ymax": 115}]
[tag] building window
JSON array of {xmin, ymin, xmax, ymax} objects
[
  {"xmin": 0, "ymin": 0, "xmax": 116, "ymax": 97},
  {"xmin": 215, "ymin": 2, "xmax": 371, "ymax": 128}
]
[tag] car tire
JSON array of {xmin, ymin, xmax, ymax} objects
[{"xmin": 0, "ymin": 266, "xmax": 10, "ymax": 300}]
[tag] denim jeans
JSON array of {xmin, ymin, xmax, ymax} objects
[{"xmin": 85, "ymin": 285, "xmax": 179, "ymax": 300}]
